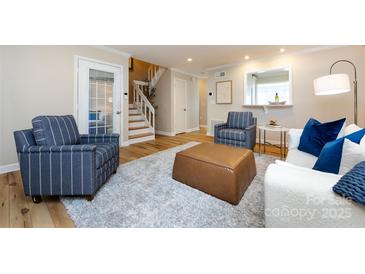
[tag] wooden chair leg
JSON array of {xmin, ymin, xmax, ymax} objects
[
  {"xmin": 31, "ymin": 195, "xmax": 42, "ymax": 204},
  {"xmin": 86, "ymin": 195, "xmax": 94, "ymax": 202}
]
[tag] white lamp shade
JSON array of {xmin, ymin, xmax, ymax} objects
[{"xmin": 313, "ymin": 73, "xmax": 351, "ymax": 95}]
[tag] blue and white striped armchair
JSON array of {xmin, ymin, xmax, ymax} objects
[
  {"xmin": 214, "ymin": 112, "xmax": 257, "ymax": 149},
  {"xmin": 13, "ymin": 115, "xmax": 119, "ymax": 203}
]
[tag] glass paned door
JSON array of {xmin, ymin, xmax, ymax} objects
[
  {"xmin": 88, "ymin": 69, "xmax": 114, "ymax": 134},
  {"xmin": 76, "ymin": 57, "xmax": 122, "ymax": 140}
]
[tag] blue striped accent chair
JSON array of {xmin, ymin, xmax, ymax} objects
[
  {"xmin": 13, "ymin": 115, "xmax": 119, "ymax": 203},
  {"xmin": 214, "ymin": 112, "xmax": 257, "ymax": 149}
]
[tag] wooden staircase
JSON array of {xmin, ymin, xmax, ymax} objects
[{"xmin": 128, "ymin": 64, "xmax": 165, "ymax": 144}]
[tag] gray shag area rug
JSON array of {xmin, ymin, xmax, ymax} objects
[{"xmin": 62, "ymin": 142, "xmax": 276, "ymax": 228}]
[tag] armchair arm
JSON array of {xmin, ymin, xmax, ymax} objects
[
  {"xmin": 288, "ymin": 128, "xmax": 303, "ymax": 150},
  {"xmin": 244, "ymin": 124, "xmax": 256, "ymax": 150},
  {"xmin": 214, "ymin": 123, "xmax": 227, "ymax": 140},
  {"xmin": 264, "ymin": 163, "xmax": 365, "ymax": 227},
  {"xmin": 18, "ymin": 145, "xmax": 97, "ymax": 196},
  {"xmin": 80, "ymin": 133, "xmax": 120, "ymax": 146}
]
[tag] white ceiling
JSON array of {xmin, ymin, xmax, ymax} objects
[{"xmin": 110, "ymin": 45, "xmax": 319, "ymax": 76}]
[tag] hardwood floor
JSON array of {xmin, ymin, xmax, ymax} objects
[{"xmin": 0, "ymin": 128, "xmax": 282, "ymax": 228}]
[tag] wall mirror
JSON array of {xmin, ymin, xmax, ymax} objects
[{"xmin": 244, "ymin": 66, "xmax": 292, "ymax": 106}]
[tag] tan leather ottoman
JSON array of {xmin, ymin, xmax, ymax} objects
[{"xmin": 172, "ymin": 143, "xmax": 257, "ymax": 205}]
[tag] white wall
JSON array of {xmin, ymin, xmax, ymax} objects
[
  {"xmin": 155, "ymin": 69, "xmax": 173, "ymax": 133},
  {"xmin": 0, "ymin": 46, "xmax": 129, "ymax": 167},
  {"xmin": 207, "ymin": 46, "xmax": 365, "ymax": 140},
  {"xmin": 198, "ymin": 79, "xmax": 208, "ymax": 126}
]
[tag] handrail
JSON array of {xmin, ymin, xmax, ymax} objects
[{"xmin": 133, "ymin": 80, "xmax": 155, "ymax": 130}]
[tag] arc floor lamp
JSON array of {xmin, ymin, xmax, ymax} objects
[{"xmin": 313, "ymin": 60, "xmax": 358, "ymax": 124}]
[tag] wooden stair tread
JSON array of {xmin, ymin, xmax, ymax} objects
[
  {"xmin": 129, "ymin": 126, "xmax": 149, "ymax": 130},
  {"xmin": 129, "ymin": 119, "xmax": 145, "ymax": 123},
  {"xmin": 129, "ymin": 113, "xmax": 141, "ymax": 116},
  {"xmin": 128, "ymin": 132, "xmax": 154, "ymax": 139}
]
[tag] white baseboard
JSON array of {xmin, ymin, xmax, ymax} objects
[
  {"xmin": 185, "ymin": 127, "xmax": 200, "ymax": 133},
  {"xmin": 156, "ymin": 130, "xmax": 176, "ymax": 136},
  {"xmin": 121, "ymin": 141, "xmax": 130, "ymax": 147},
  {"xmin": 0, "ymin": 163, "xmax": 19, "ymax": 174}
]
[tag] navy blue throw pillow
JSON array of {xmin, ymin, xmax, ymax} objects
[
  {"xmin": 298, "ymin": 118, "xmax": 346, "ymax": 157},
  {"xmin": 333, "ymin": 161, "xmax": 365, "ymax": 205},
  {"xmin": 313, "ymin": 129, "xmax": 365, "ymax": 174}
]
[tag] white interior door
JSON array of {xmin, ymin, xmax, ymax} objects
[
  {"xmin": 76, "ymin": 57, "xmax": 123, "ymax": 141},
  {"xmin": 174, "ymin": 78, "xmax": 187, "ymax": 134}
]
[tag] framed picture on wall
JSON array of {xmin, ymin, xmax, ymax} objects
[{"xmin": 216, "ymin": 80, "xmax": 232, "ymax": 104}]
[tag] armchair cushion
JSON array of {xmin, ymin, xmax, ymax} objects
[
  {"xmin": 217, "ymin": 128, "xmax": 246, "ymax": 141},
  {"xmin": 32, "ymin": 115, "xmax": 80, "ymax": 146},
  {"xmin": 227, "ymin": 112, "xmax": 253, "ymax": 129}
]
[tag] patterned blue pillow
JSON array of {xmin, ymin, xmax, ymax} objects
[
  {"xmin": 298, "ymin": 118, "xmax": 346, "ymax": 157},
  {"xmin": 333, "ymin": 161, "xmax": 365, "ymax": 205}
]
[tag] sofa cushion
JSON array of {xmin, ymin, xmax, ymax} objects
[
  {"xmin": 227, "ymin": 112, "xmax": 252, "ymax": 129},
  {"xmin": 339, "ymin": 139, "xmax": 365, "ymax": 175},
  {"xmin": 218, "ymin": 128, "xmax": 246, "ymax": 141},
  {"xmin": 313, "ymin": 129, "xmax": 365, "ymax": 174},
  {"xmin": 345, "ymin": 124, "xmax": 362, "ymax": 135},
  {"xmin": 298, "ymin": 117, "xmax": 346, "ymax": 157},
  {"xmin": 333, "ymin": 161, "xmax": 365, "ymax": 205},
  {"xmin": 285, "ymin": 148, "xmax": 318, "ymax": 169},
  {"xmin": 95, "ymin": 143, "xmax": 118, "ymax": 168},
  {"xmin": 32, "ymin": 115, "xmax": 80, "ymax": 146}
]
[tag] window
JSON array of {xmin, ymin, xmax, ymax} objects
[{"xmin": 244, "ymin": 67, "xmax": 292, "ymax": 106}]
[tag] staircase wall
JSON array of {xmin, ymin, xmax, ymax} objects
[
  {"xmin": 128, "ymin": 58, "xmax": 151, "ymax": 103},
  {"xmin": 154, "ymin": 69, "xmax": 173, "ymax": 133}
]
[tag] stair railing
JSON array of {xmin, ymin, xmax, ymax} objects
[{"xmin": 133, "ymin": 80, "xmax": 155, "ymax": 130}]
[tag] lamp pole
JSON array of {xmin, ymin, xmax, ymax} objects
[{"xmin": 329, "ymin": 60, "xmax": 358, "ymax": 125}]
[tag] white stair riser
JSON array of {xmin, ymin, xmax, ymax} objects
[
  {"xmin": 129, "ymin": 121, "xmax": 147, "ymax": 127},
  {"xmin": 128, "ymin": 135, "xmax": 155, "ymax": 144},
  {"xmin": 128, "ymin": 115, "xmax": 143, "ymax": 121},
  {"xmin": 128, "ymin": 127, "xmax": 154, "ymax": 136},
  {"xmin": 129, "ymin": 109, "xmax": 140, "ymax": 115},
  {"xmin": 129, "ymin": 104, "xmax": 135, "ymax": 108}
]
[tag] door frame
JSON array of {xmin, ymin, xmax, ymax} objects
[
  {"xmin": 74, "ymin": 55, "xmax": 123, "ymax": 144},
  {"xmin": 174, "ymin": 77, "xmax": 187, "ymax": 134}
]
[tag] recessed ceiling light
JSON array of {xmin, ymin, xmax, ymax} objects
[
  {"xmin": 280, "ymin": 48, "xmax": 285, "ymax": 53},
  {"xmin": 244, "ymin": 55, "xmax": 250, "ymax": 60},
  {"xmin": 187, "ymin": 58, "xmax": 193, "ymax": 62}
]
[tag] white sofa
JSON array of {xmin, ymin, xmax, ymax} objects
[{"xmin": 264, "ymin": 127, "xmax": 365, "ymax": 227}]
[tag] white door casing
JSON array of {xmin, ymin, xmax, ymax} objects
[
  {"xmin": 174, "ymin": 78, "xmax": 187, "ymax": 134},
  {"xmin": 75, "ymin": 56, "xmax": 123, "ymax": 144}
]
